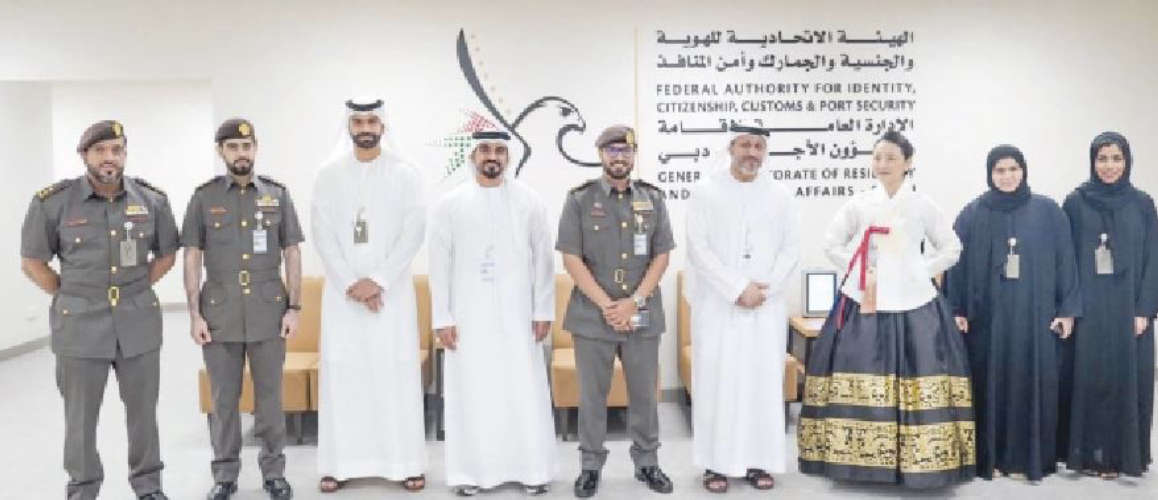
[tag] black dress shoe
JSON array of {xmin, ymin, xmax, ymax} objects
[
  {"xmin": 139, "ymin": 493, "xmax": 169, "ymax": 500},
  {"xmin": 635, "ymin": 466, "xmax": 674, "ymax": 494},
  {"xmin": 207, "ymin": 482, "xmax": 237, "ymax": 500},
  {"xmin": 573, "ymin": 469, "xmax": 600, "ymax": 498},
  {"xmin": 263, "ymin": 477, "xmax": 293, "ymax": 500}
]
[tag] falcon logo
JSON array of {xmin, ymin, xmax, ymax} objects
[{"xmin": 454, "ymin": 29, "xmax": 600, "ymax": 177}]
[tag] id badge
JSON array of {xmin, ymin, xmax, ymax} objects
[
  {"xmin": 1095, "ymin": 245, "xmax": 1114, "ymax": 275},
  {"xmin": 634, "ymin": 233, "xmax": 648, "ymax": 256},
  {"xmin": 631, "ymin": 305, "xmax": 650, "ymax": 329},
  {"xmin": 119, "ymin": 239, "xmax": 138, "ymax": 267},
  {"xmin": 354, "ymin": 219, "xmax": 368, "ymax": 244},
  {"xmin": 1005, "ymin": 254, "xmax": 1020, "ymax": 280},
  {"xmin": 253, "ymin": 229, "xmax": 268, "ymax": 254}
]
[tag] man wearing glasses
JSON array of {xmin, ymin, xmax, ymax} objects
[{"xmin": 556, "ymin": 125, "xmax": 676, "ymax": 497}]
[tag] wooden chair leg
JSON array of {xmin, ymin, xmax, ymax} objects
[
  {"xmin": 562, "ymin": 408, "xmax": 572, "ymax": 442},
  {"xmin": 435, "ymin": 350, "xmax": 445, "ymax": 441},
  {"xmin": 570, "ymin": 408, "xmax": 579, "ymax": 441},
  {"xmin": 296, "ymin": 413, "xmax": 304, "ymax": 444},
  {"xmin": 553, "ymin": 407, "xmax": 562, "ymax": 439}
]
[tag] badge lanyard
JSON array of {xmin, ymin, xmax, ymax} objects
[
  {"xmin": 353, "ymin": 165, "xmax": 371, "ymax": 245},
  {"xmin": 1094, "ymin": 212, "xmax": 1114, "ymax": 275},
  {"xmin": 1004, "ymin": 213, "xmax": 1019, "ymax": 280},
  {"xmin": 253, "ymin": 210, "xmax": 268, "ymax": 254},
  {"xmin": 480, "ymin": 186, "xmax": 500, "ymax": 283},
  {"xmin": 119, "ymin": 220, "xmax": 138, "ymax": 267}
]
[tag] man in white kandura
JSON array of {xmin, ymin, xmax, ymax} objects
[
  {"xmin": 429, "ymin": 130, "xmax": 557, "ymax": 496},
  {"xmin": 311, "ymin": 97, "xmax": 428, "ymax": 493},
  {"xmin": 685, "ymin": 125, "xmax": 800, "ymax": 493}
]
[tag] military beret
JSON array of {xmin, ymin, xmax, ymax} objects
[
  {"xmin": 76, "ymin": 120, "xmax": 125, "ymax": 153},
  {"xmin": 595, "ymin": 125, "xmax": 636, "ymax": 149},
  {"xmin": 215, "ymin": 118, "xmax": 255, "ymax": 144}
]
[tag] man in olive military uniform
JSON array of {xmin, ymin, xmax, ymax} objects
[
  {"xmin": 556, "ymin": 125, "xmax": 676, "ymax": 497},
  {"xmin": 181, "ymin": 119, "xmax": 303, "ymax": 500},
  {"xmin": 20, "ymin": 120, "xmax": 179, "ymax": 500}
]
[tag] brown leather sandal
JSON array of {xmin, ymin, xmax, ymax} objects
[
  {"xmin": 318, "ymin": 476, "xmax": 342, "ymax": 493},
  {"xmin": 745, "ymin": 469, "xmax": 775, "ymax": 490},
  {"xmin": 403, "ymin": 475, "xmax": 426, "ymax": 492},
  {"xmin": 702, "ymin": 470, "xmax": 728, "ymax": 493}
]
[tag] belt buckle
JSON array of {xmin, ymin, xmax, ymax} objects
[
  {"xmin": 107, "ymin": 286, "xmax": 120, "ymax": 308},
  {"xmin": 613, "ymin": 269, "xmax": 625, "ymax": 283},
  {"xmin": 238, "ymin": 270, "xmax": 251, "ymax": 287}
]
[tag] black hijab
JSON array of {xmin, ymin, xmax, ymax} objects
[
  {"xmin": 963, "ymin": 145, "xmax": 1031, "ymax": 320},
  {"xmin": 1075, "ymin": 131, "xmax": 1139, "ymax": 270},
  {"xmin": 1077, "ymin": 131, "xmax": 1134, "ymax": 212},
  {"xmin": 979, "ymin": 145, "xmax": 1031, "ymax": 212}
]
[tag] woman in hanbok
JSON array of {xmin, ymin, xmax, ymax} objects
[{"xmin": 798, "ymin": 130, "xmax": 975, "ymax": 488}]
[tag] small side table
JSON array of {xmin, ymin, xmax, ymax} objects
[{"xmin": 786, "ymin": 316, "xmax": 824, "ymax": 401}]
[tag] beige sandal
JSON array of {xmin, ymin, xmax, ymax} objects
[
  {"xmin": 403, "ymin": 475, "xmax": 426, "ymax": 492},
  {"xmin": 319, "ymin": 476, "xmax": 342, "ymax": 493}
]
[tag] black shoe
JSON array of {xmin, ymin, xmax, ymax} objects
[
  {"xmin": 207, "ymin": 482, "xmax": 237, "ymax": 500},
  {"xmin": 139, "ymin": 493, "xmax": 169, "ymax": 500},
  {"xmin": 263, "ymin": 477, "xmax": 293, "ymax": 500},
  {"xmin": 573, "ymin": 470, "xmax": 600, "ymax": 498},
  {"xmin": 524, "ymin": 483, "xmax": 550, "ymax": 495},
  {"xmin": 454, "ymin": 485, "xmax": 480, "ymax": 496},
  {"xmin": 635, "ymin": 466, "xmax": 674, "ymax": 494}
]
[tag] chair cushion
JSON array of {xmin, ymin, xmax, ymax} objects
[{"xmin": 550, "ymin": 348, "xmax": 630, "ymax": 408}]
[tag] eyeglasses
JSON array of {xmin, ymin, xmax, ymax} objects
[{"xmin": 602, "ymin": 145, "xmax": 635, "ymax": 158}]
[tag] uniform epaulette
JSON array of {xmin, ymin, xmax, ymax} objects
[
  {"xmin": 194, "ymin": 175, "xmax": 223, "ymax": 191},
  {"xmin": 569, "ymin": 179, "xmax": 597, "ymax": 193},
  {"xmin": 132, "ymin": 177, "xmax": 167, "ymax": 197},
  {"xmin": 257, "ymin": 175, "xmax": 285, "ymax": 189},
  {"xmin": 34, "ymin": 179, "xmax": 73, "ymax": 201},
  {"xmin": 633, "ymin": 179, "xmax": 661, "ymax": 192}
]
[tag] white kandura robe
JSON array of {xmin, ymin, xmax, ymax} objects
[
  {"xmin": 685, "ymin": 168, "xmax": 800, "ymax": 476},
  {"xmin": 428, "ymin": 178, "xmax": 557, "ymax": 488},
  {"xmin": 311, "ymin": 151, "xmax": 427, "ymax": 480}
]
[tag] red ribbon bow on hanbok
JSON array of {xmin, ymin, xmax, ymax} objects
[{"xmin": 835, "ymin": 225, "xmax": 891, "ymax": 329}]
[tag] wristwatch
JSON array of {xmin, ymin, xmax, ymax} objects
[
  {"xmin": 632, "ymin": 294, "xmax": 647, "ymax": 308},
  {"xmin": 286, "ymin": 304, "xmax": 302, "ymax": 311}
]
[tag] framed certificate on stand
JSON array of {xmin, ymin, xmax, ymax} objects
[{"xmin": 803, "ymin": 270, "xmax": 837, "ymax": 318}]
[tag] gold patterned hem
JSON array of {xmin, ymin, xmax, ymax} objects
[
  {"xmin": 803, "ymin": 372, "xmax": 972, "ymax": 411},
  {"xmin": 798, "ymin": 417, "xmax": 976, "ymax": 472}
]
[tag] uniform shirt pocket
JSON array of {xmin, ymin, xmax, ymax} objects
[
  {"xmin": 259, "ymin": 280, "xmax": 288, "ymax": 312},
  {"xmin": 257, "ymin": 208, "xmax": 283, "ymax": 250},
  {"xmin": 199, "ymin": 283, "xmax": 229, "ymax": 330},
  {"xmin": 126, "ymin": 216, "xmax": 156, "ymax": 262},
  {"xmin": 59, "ymin": 218, "xmax": 99, "ymax": 257},
  {"xmin": 207, "ymin": 212, "xmax": 235, "ymax": 245}
]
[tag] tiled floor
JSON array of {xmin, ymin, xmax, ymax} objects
[{"xmin": 0, "ymin": 311, "xmax": 1154, "ymax": 499}]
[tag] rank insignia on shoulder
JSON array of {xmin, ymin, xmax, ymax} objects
[{"xmin": 35, "ymin": 180, "xmax": 69, "ymax": 201}]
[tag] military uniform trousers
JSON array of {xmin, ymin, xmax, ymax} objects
[
  {"xmin": 202, "ymin": 336, "xmax": 286, "ymax": 483},
  {"xmin": 573, "ymin": 332, "xmax": 661, "ymax": 471},
  {"xmin": 56, "ymin": 346, "xmax": 162, "ymax": 500}
]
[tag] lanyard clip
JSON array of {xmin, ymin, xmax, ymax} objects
[
  {"xmin": 239, "ymin": 270, "xmax": 251, "ymax": 287},
  {"xmin": 108, "ymin": 286, "xmax": 120, "ymax": 307}
]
